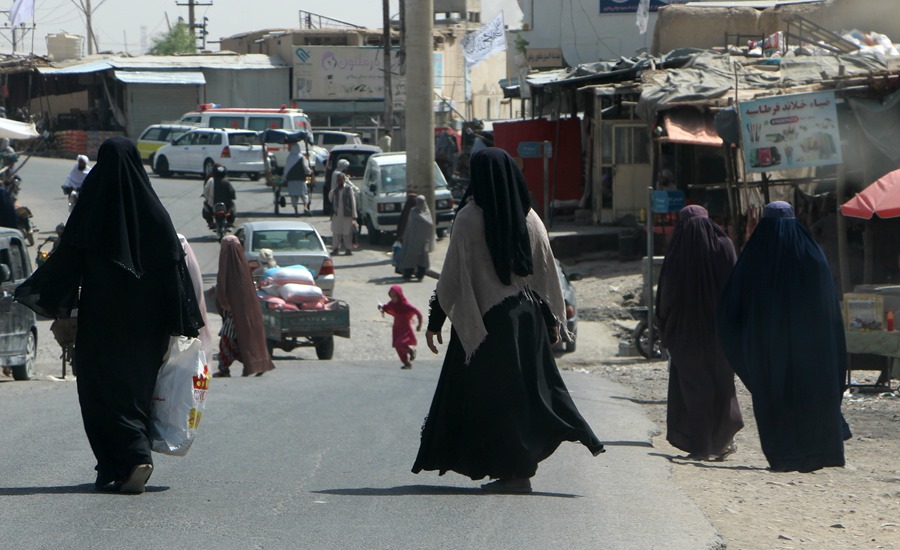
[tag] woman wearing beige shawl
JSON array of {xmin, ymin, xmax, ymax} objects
[
  {"xmin": 411, "ymin": 148, "xmax": 604, "ymax": 494},
  {"xmin": 214, "ymin": 236, "xmax": 275, "ymax": 377}
]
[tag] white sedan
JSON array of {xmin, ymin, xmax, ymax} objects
[{"xmin": 234, "ymin": 220, "xmax": 335, "ymax": 296}]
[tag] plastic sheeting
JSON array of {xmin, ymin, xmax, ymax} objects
[{"xmin": 0, "ymin": 117, "xmax": 39, "ymax": 139}]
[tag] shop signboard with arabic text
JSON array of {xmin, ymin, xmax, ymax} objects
[
  {"xmin": 293, "ymin": 46, "xmax": 405, "ymax": 102},
  {"xmin": 739, "ymin": 90, "xmax": 842, "ymax": 174}
]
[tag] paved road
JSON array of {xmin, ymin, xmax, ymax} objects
[{"xmin": 0, "ymin": 156, "xmax": 723, "ymax": 549}]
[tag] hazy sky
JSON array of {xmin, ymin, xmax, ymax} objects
[{"xmin": 9, "ymin": 0, "xmax": 523, "ymax": 56}]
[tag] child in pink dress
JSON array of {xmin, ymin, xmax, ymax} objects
[{"xmin": 378, "ymin": 284, "xmax": 423, "ymax": 369}]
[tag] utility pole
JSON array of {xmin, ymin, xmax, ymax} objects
[
  {"xmin": 406, "ymin": 0, "xmax": 435, "ymax": 221},
  {"xmin": 86, "ymin": 0, "xmax": 93, "ymax": 54},
  {"xmin": 175, "ymin": 0, "xmax": 213, "ymax": 51},
  {"xmin": 382, "ymin": 0, "xmax": 393, "ymax": 141}
]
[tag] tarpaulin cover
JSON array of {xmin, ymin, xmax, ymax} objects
[
  {"xmin": 660, "ymin": 109, "xmax": 722, "ymax": 146},
  {"xmin": 848, "ymin": 89, "xmax": 900, "ymax": 164},
  {"xmin": 0, "ymin": 117, "xmax": 39, "ymax": 139},
  {"xmin": 842, "ymin": 169, "xmax": 900, "ymax": 219}
]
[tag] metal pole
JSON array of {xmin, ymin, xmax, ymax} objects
[
  {"xmin": 405, "ymin": 0, "xmax": 435, "ymax": 226},
  {"xmin": 382, "ymin": 0, "xmax": 393, "ymax": 138},
  {"xmin": 646, "ymin": 186, "xmax": 655, "ymax": 359},
  {"xmin": 542, "ymin": 140, "xmax": 550, "ymax": 228}
]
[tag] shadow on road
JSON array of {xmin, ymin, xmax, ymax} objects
[
  {"xmin": 650, "ymin": 452, "xmax": 769, "ymax": 471},
  {"xmin": 0, "ymin": 484, "xmax": 170, "ymax": 495},
  {"xmin": 312, "ymin": 485, "xmax": 580, "ymax": 498},
  {"xmin": 610, "ymin": 395, "xmax": 668, "ymax": 406},
  {"xmin": 601, "ymin": 440, "xmax": 655, "ymax": 448}
]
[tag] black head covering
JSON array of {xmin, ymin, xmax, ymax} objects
[
  {"xmin": 14, "ymin": 137, "xmax": 202, "ymax": 337},
  {"xmin": 655, "ymin": 205, "xmax": 736, "ymax": 351},
  {"xmin": 64, "ymin": 136, "xmax": 184, "ymax": 277},
  {"xmin": 467, "ymin": 147, "xmax": 533, "ymax": 285},
  {"xmin": 716, "ymin": 201, "xmax": 849, "ymax": 471}
]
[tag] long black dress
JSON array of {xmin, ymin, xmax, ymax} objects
[
  {"xmin": 655, "ymin": 205, "xmax": 743, "ymax": 458},
  {"xmin": 413, "ymin": 291, "xmax": 604, "ymax": 480},
  {"xmin": 15, "ymin": 137, "xmax": 203, "ymax": 485},
  {"xmin": 412, "ymin": 147, "xmax": 603, "ymax": 482}
]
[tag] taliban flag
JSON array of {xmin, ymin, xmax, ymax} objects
[{"xmin": 9, "ymin": 0, "xmax": 35, "ymax": 27}]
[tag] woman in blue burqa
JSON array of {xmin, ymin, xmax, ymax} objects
[
  {"xmin": 412, "ymin": 147, "xmax": 604, "ymax": 494},
  {"xmin": 15, "ymin": 137, "xmax": 204, "ymax": 493},
  {"xmin": 717, "ymin": 201, "xmax": 850, "ymax": 472},
  {"xmin": 655, "ymin": 205, "xmax": 743, "ymax": 461}
]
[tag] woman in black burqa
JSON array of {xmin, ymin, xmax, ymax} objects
[
  {"xmin": 717, "ymin": 201, "xmax": 850, "ymax": 472},
  {"xmin": 15, "ymin": 137, "xmax": 204, "ymax": 493},
  {"xmin": 655, "ymin": 205, "xmax": 743, "ymax": 461},
  {"xmin": 412, "ymin": 147, "xmax": 604, "ymax": 493}
]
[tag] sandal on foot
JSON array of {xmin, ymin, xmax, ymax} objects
[
  {"xmin": 119, "ymin": 464, "xmax": 153, "ymax": 494},
  {"xmin": 713, "ymin": 443, "xmax": 737, "ymax": 462}
]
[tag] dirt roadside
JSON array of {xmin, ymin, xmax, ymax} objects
[{"xmin": 557, "ymin": 253, "xmax": 900, "ymax": 550}]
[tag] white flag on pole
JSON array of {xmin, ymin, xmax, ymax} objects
[
  {"xmin": 636, "ymin": 0, "xmax": 651, "ymax": 35},
  {"xmin": 461, "ymin": 12, "xmax": 507, "ymax": 67},
  {"xmin": 9, "ymin": 0, "xmax": 34, "ymax": 27}
]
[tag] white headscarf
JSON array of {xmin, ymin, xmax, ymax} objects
[{"xmin": 65, "ymin": 155, "xmax": 91, "ymax": 190}]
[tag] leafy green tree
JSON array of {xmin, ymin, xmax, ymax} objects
[{"xmin": 148, "ymin": 18, "xmax": 195, "ymax": 55}]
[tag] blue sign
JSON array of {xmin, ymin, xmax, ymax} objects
[
  {"xmin": 517, "ymin": 141, "xmax": 552, "ymax": 159},
  {"xmin": 652, "ymin": 190, "xmax": 686, "ymax": 213}
]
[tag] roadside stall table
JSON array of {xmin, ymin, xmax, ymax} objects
[{"xmin": 844, "ymin": 330, "xmax": 900, "ymax": 390}]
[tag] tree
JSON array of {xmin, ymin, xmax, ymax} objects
[{"xmin": 148, "ymin": 18, "xmax": 195, "ymax": 55}]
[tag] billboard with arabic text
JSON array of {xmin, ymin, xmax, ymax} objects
[
  {"xmin": 739, "ymin": 91, "xmax": 842, "ymax": 174},
  {"xmin": 293, "ymin": 46, "xmax": 406, "ymax": 102}
]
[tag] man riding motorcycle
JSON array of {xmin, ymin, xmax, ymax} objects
[{"xmin": 202, "ymin": 163, "xmax": 236, "ymax": 229}]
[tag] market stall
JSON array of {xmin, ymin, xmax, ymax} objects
[{"xmin": 840, "ymin": 171, "xmax": 900, "ymax": 389}]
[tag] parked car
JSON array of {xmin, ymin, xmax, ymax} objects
[
  {"xmin": 152, "ymin": 128, "xmax": 265, "ymax": 180},
  {"xmin": 178, "ymin": 106, "xmax": 312, "ymax": 175},
  {"xmin": 234, "ymin": 220, "xmax": 335, "ymax": 296},
  {"xmin": 358, "ymin": 152, "xmax": 455, "ymax": 245},
  {"xmin": 322, "ymin": 144, "xmax": 382, "ymax": 215},
  {"xmin": 136, "ymin": 123, "xmax": 194, "ymax": 165},
  {"xmin": 0, "ymin": 228, "xmax": 37, "ymax": 380},
  {"xmin": 314, "ymin": 130, "xmax": 362, "ymax": 152},
  {"xmin": 556, "ymin": 259, "xmax": 580, "ymax": 353}
]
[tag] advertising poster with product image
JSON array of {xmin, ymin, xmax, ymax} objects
[{"xmin": 739, "ymin": 90, "xmax": 842, "ymax": 173}]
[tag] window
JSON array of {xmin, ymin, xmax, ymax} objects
[
  {"xmin": 229, "ymin": 133, "xmax": 259, "ymax": 146},
  {"xmin": 252, "ymin": 230, "xmax": 322, "ymax": 252},
  {"xmin": 614, "ymin": 126, "xmax": 650, "ymax": 165},
  {"xmin": 322, "ymin": 133, "xmax": 345, "ymax": 146},
  {"xmin": 175, "ymin": 132, "xmax": 196, "ymax": 145},
  {"xmin": 141, "ymin": 127, "xmax": 163, "ymax": 141},
  {"xmin": 196, "ymin": 132, "xmax": 211, "ymax": 145},
  {"xmin": 209, "ymin": 116, "xmax": 246, "ymax": 129},
  {"xmin": 380, "ymin": 164, "xmax": 407, "ymax": 193},
  {"xmin": 292, "ymin": 116, "xmax": 311, "ymax": 132},
  {"xmin": 169, "ymin": 128, "xmax": 190, "ymax": 142},
  {"xmin": 7, "ymin": 239, "xmax": 26, "ymax": 280},
  {"xmin": 210, "ymin": 133, "xmax": 223, "ymax": 145},
  {"xmin": 181, "ymin": 115, "xmax": 201, "ymax": 124},
  {"xmin": 247, "ymin": 117, "xmax": 283, "ymax": 131}
]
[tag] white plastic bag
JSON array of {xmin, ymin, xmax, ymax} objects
[{"xmin": 150, "ymin": 336, "xmax": 209, "ymax": 456}]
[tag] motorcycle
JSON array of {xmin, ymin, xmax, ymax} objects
[
  {"xmin": 213, "ymin": 202, "xmax": 230, "ymax": 241},
  {"xmin": 628, "ymin": 306, "xmax": 666, "ymax": 360},
  {"xmin": 15, "ymin": 205, "xmax": 36, "ymax": 246}
]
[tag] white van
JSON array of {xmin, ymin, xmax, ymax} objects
[
  {"xmin": 358, "ymin": 152, "xmax": 456, "ymax": 245},
  {"xmin": 178, "ymin": 106, "xmax": 313, "ymax": 173}
]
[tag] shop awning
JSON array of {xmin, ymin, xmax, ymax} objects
[
  {"xmin": 658, "ymin": 109, "xmax": 723, "ymax": 147},
  {"xmin": 0, "ymin": 117, "xmax": 39, "ymax": 139},
  {"xmin": 842, "ymin": 168, "xmax": 900, "ymax": 219},
  {"xmin": 113, "ymin": 70, "xmax": 206, "ymax": 85}
]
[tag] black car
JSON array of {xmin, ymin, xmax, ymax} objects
[
  {"xmin": 0, "ymin": 228, "xmax": 37, "ymax": 380},
  {"xmin": 322, "ymin": 144, "xmax": 382, "ymax": 215}
]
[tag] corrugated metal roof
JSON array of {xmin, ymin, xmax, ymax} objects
[
  {"xmin": 113, "ymin": 70, "xmax": 206, "ymax": 85},
  {"xmin": 38, "ymin": 53, "xmax": 287, "ymax": 75}
]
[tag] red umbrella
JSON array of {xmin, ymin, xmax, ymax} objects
[{"xmin": 841, "ymin": 169, "xmax": 900, "ymax": 219}]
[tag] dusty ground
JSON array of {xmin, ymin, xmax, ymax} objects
[{"xmin": 559, "ymin": 253, "xmax": 900, "ymax": 550}]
